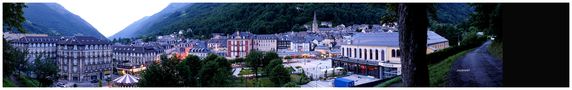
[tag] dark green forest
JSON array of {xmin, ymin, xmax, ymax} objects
[{"xmin": 126, "ymin": 3, "xmax": 472, "ymax": 40}]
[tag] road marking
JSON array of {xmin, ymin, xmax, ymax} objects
[{"xmin": 457, "ymin": 69, "xmax": 470, "ymax": 72}]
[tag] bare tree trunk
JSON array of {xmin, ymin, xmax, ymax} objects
[{"xmin": 398, "ymin": 4, "xmax": 429, "ymax": 87}]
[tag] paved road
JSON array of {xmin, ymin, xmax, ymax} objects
[{"xmin": 449, "ymin": 41, "xmax": 503, "ymax": 87}]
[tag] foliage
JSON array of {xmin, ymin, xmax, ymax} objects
[
  {"xmin": 283, "ymin": 82, "xmax": 299, "ymax": 87},
  {"xmin": 239, "ymin": 69, "xmax": 253, "ymax": 75},
  {"xmin": 430, "ymin": 23, "xmax": 461, "ymax": 46},
  {"xmin": 18, "ymin": 75, "xmax": 39, "ymax": 87},
  {"xmin": 131, "ymin": 3, "xmax": 387, "ymax": 39},
  {"xmin": 139, "ymin": 54, "xmax": 233, "ymax": 87},
  {"xmin": 111, "ymin": 38, "xmax": 133, "ymax": 44},
  {"xmin": 375, "ymin": 76, "xmax": 401, "ymax": 87},
  {"xmin": 428, "ymin": 48, "xmax": 474, "ymax": 86},
  {"xmin": 140, "ymin": 35, "xmax": 157, "ymax": 42},
  {"xmin": 268, "ymin": 64, "xmax": 291, "ymax": 86},
  {"xmin": 488, "ymin": 40, "xmax": 503, "ymax": 60},
  {"xmin": 290, "ymin": 74, "xmax": 310, "ymax": 85},
  {"xmin": 3, "ymin": 3, "xmax": 27, "ymax": 33},
  {"xmin": 264, "ymin": 59, "xmax": 282, "ymax": 75},
  {"xmin": 427, "ymin": 31, "xmax": 487, "ymax": 64},
  {"xmin": 3, "ymin": 39, "xmax": 29, "ymax": 77},
  {"xmin": 468, "ymin": 4, "xmax": 502, "ymax": 40},
  {"xmin": 32, "ymin": 57, "xmax": 59, "ymax": 87},
  {"xmin": 3, "ymin": 79, "xmax": 16, "ymax": 87}
]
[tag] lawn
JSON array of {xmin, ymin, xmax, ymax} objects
[
  {"xmin": 428, "ymin": 48, "xmax": 474, "ymax": 86},
  {"xmin": 375, "ymin": 76, "xmax": 401, "ymax": 87},
  {"xmin": 238, "ymin": 69, "xmax": 253, "ymax": 75}
]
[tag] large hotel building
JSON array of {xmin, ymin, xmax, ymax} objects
[
  {"xmin": 11, "ymin": 36, "xmax": 113, "ymax": 82},
  {"xmin": 333, "ymin": 31, "xmax": 449, "ymax": 79}
]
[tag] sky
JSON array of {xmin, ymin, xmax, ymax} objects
[{"xmin": 58, "ymin": 0, "xmax": 171, "ymax": 37}]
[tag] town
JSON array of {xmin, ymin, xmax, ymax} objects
[{"xmin": 3, "ymin": 12, "xmax": 451, "ymax": 87}]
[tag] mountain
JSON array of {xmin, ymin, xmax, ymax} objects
[
  {"xmin": 108, "ymin": 3, "xmax": 191, "ymax": 39},
  {"xmin": 112, "ymin": 3, "xmax": 474, "ymax": 39},
  {"xmin": 111, "ymin": 3, "xmax": 388, "ymax": 39},
  {"xmin": 434, "ymin": 3, "xmax": 475, "ymax": 24},
  {"xmin": 16, "ymin": 3, "xmax": 107, "ymax": 40}
]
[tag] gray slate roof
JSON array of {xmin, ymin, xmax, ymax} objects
[
  {"xmin": 346, "ymin": 31, "xmax": 448, "ymax": 47},
  {"xmin": 57, "ymin": 36, "xmax": 111, "ymax": 45},
  {"xmin": 12, "ymin": 36, "xmax": 61, "ymax": 43}
]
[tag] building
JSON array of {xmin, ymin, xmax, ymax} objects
[
  {"xmin": 11, "ymin": 36, "xmax": 60, "ymax": 61},
  {"xmin": 253, "ymin": 34, "xmax": 278, "ymax": 52},
  {"xmin": 3, "ymin": 32, "xmax": 49, "ymax": 41},
  {"xmin": 290, "ymin": 36, "xmax": 311, "ymax": 52},
  {"xmin": 277, "ymin": 35, "xmax": 292, "ymax": 52},
  {"xmin": 427, "ymin": 31, "xmax": 450, "ymax": 53},
  {"xmin": 10, "ymin": 36, "xmax": 61, "ymax": 77},
  {"xmin": 188, "ymin": 48, "xmax": 211, "ymax": 59},
  {"xmin": 207, "ymin": 38, "xmax": 227, "ymax": 52},
  {"xmin": 112, "ymin": 45, "xmax": 161, "ymax": 69},
  {"xmin": 56, "ymin": 36, "xmax": 113, "ymax": 82},
  {"xmin": 333, "ymin": 31, "xmax": 449, "ymax": 79},
  {"xmin": 311, "ymin": 12, "xmax": 319, "ymax": 33},
  {"xmin": 226, "ymin": 31, "xmax": 254, "ymax": 59}
]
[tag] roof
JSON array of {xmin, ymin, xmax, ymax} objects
[
  {"xmin": 427, "ymin": 31, "xmax": 449, "ymax": 44},
  {"xmin": 12, "ymin": 36, "xmax": 61, "ymax": 43},
  {"xmin": 230, "ymin": 31, "xmax": 254, "ymax": 39},
  {"xmin": 344, "ymin": 31, "xmax": 448, "ymax": 47},
  {"xmin": 112, "ymin": 45, "xmax": 161, "ymax": 53},
  {"xmin": 254, "ymin": 34, "xmax": 277, "ymax": 40},
  {"xmin": 57, "ymin": 36, "xmax": 111, "ymax": 45},
  {"xmin": 189, "ymin": 48, "xmax": 210, "ymax": 53}
]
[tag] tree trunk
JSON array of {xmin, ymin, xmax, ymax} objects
[{"xmin": 397, "ymin": 4, "xmax": 430, "ymax": 87}]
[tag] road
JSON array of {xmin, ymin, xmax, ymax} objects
[{"xmin": 449, "ymin": 40, "xmax": 503, "ymax": 87}]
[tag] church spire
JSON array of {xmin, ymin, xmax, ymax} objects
[{"xmin": 312, "ymin": 11, "xmax": 319, "ymax": 33}]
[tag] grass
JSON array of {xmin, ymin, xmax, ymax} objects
[
  {"xmin": 17, "ymin": 75, "xmax": 40, "ymax": 87},
  {"xmin": 488, "ymin": 40, "xmax": 503, "ymax": 60},
  {"xmin": 375, "ymin": 76, "xmax": 401, "ymax": 87},
  {"xmin": 3, "ymin": 78, "xmax": 16, "ymax": 87},
  {"xmin": 239, "ymin": 69, "xmax": 253, "ymax": 75},
  {"xmin": 428, "ymin": 48, "xmax": 474, "ymax": 86},
  {"xmin": 290, "ymin": 74, "xmax": 310, "ymax": 85}
]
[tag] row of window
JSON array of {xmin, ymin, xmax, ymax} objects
[
  {"xmin": 58, "ymin": 58, "xmax": 112, "ymax": 66},
  {"xmin": 58, "ymin": 45, "xmax": 111, "ymax": 50},
  {"xmin": 341, "ymin": 47, "xmax": 400, "ymax": 61}
]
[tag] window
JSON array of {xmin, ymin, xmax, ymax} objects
[
  {"xmin": 375, "ymin": 49, "xmax": 379, "ymax": 60},
  {"xmin": 359, "ymin": 49, "xmax": 362, "ymax": 59},
  {"xmin": 369, "ymin": 49, "xmax": 373, "ymax": 60},
  {"xmin": 396, "ymin": 50, "xmax": 400, "ymax": 57},
  {"xmin": 353, "ymin": 48, "xmax": 356, "ymax": 58},
  {"xmin": 381, "ymin": 50, "xmax": 385, "ymax": 60},
  {"xmin": 391, "ymin": 49, "xmax": 395, "ymax": 57}
]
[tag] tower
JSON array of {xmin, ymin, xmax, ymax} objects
[{"xmin": 312, "ymin": 11, "xmax": 319, "ymax": 33}]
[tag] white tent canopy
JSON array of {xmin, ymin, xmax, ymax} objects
[{"xmin": 113, "ymin": 74, "xmax": 139, "ymax": 84}]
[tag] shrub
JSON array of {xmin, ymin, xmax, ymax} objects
[{"xmin": 427, "ymin": 31, "xmax": 487, "ymax": 64}]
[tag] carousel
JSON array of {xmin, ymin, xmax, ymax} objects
[{"xmin": 112, "ymin": 74, "xmax": 139, "ymax": 87}]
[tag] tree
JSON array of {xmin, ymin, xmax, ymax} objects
[
  {"xmin": 3, "ymin": 3, "xmax": 27, "ymax": 33},
  {"xmin": 197, "ymin": 55, "xmax": 233, "ymax": 87},
  {"xmin": 264, "ymin": 59, "xmax": 282, "ymax": 76},
  {"xmin": 469, "ymin": 4, "xmax": 502, "ymax": 41},
  {"xmin": 397, "ymin": 4, "xmax": 431, "ymax": 87},
  {"xmin": 33, "ymin": 57, "xmax": 58, "ymax": 87},
  {"xmin": 245, "ymin": 50, "xmax": 264, "ymax": 85},
  {"xmin": 138, "ymin": 54, "xmax": 180, "ymax": 87},
  {"xmin": 268, "ymin": 64, "xmax": 291, "ymax": 86},
  {"xmin": 181, "ymin": 55, "xmax": 202, "ymax": 86}
]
